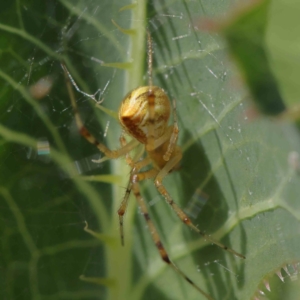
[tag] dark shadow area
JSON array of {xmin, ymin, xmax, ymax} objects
[{"xmin": 179, "ymin": 128, "xmax": 246, "ymax": 300}]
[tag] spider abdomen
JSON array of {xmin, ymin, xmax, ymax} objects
[{"xmin": 119, "ymin": 86, "xmax": 171, "ymax": 144}]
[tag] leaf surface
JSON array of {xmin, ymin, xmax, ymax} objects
[{"xmin": 0, "ymin": 1, "xmax": 300, "ymax": 300}]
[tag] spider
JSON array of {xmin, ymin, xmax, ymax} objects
[{"xmin": 62, "ymin": 31, "xmax": 245, "ymax": 300}]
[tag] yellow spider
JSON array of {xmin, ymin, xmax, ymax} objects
[{"xmin": 63, "ymin": 31, "xmax": 245, "ymax": 300}]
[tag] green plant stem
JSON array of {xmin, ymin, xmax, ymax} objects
[{"xmin": 106, "ymin": 1, "xmax": 147, "ymax": 300}]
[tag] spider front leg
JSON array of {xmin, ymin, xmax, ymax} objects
[
  {"xmin": 63, "ymin": 64, "xmax": 138, "ymax": 160},
  {"xmin": 154, "ymin": 150, "xmax": 246, "ymax": 259},
  {"xmin": 130, "ymin": 170, "xmax": 214, "ymax": 300}
]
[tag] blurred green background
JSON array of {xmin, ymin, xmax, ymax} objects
[{"xmin": 1, "ymin": 1, "xmax": 300, "ymax": 300}]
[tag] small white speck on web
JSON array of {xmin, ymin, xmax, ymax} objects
[
  {"xmin": 199, "ymin": 99, "xmax": 220, "ymax": 126},
  {"xmin": 198, "ymin": 49, "xmax": 224, "ymax": 67},
  {"xmin": 160, "ymin": 13, "xmax": 183, "ymax": 19},
  {"xmin": 225, "ymin": 134, "xmax": 233, "ymax": 144},
  {"xmin": 205, "ymin": 66, "xmax": 218, "ymax": 79},
  {"xmin": 7, "ymin": 105, "xmax": 13, "ymax": 113},
  {"xmin": 103, "ymin": 121, "xmax": 110, "ymax": 137},
  {"xmin": 27, "ymin": 56, "xmax": 34, "ymax": 85},
  {"xmin": 38, "ymin": 56, "xmax": 51, "ymax": 66},
  {"xmin": 172, "ymin": 34, "xmax": 189, "ymax": 40},
  {"xmin": 65, "ymin": 7, "xmax": 87, "ymax": 41},
  {"xmin": 90, "ymin": 57, "xmax": 104, "ymax": 64},
  {"xmin": 190, "ymin": 91, "xmax": 213, "ymax": 101},
  {"xmin": 100, "ymin": 80, "xmax": 111, "ymax": 99},
  {"xmin": 214, "ymin": 260, "xmax": 238, "ymax": 277},
  {"xmin": 61, "ymin": 106, "xmax": 69, "ymax": 113}
]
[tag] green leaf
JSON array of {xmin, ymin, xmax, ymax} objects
[
  {"xmin": 1, "ymin": 1, "xmax": 300, "ymax": 300},
  {"xmin": 217, "ymin": 0, "xmax": 285, "ymax": 116}
]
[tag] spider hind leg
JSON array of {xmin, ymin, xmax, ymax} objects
[
  {"xmin": 154, "ymin": 154, "xmax": 246, "ymax": 259},
  {"xmin": 131, "ymin": 178, "xmax": 214, "ymax": 300}
]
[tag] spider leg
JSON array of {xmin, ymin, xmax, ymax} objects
[
  {"xmin": 146, "ymin": 31, "xmax": 155, "ymax": 151},
  {"xmin": 149, "ymin": 126, "xmax": 173, "ymax": 150},
  {"xmin": 119, "ymin": 133, "xmax": 136, "ymax": 168},
  {"xmin": 131, "ymin": 168, "xmax": 158, "ymax": 183},
  {"xmin": 131, "ymin": 175, "xmax": 214, "ymax": 300},
  {"xmin": 120, "ymin": 168, "xmax": 157, "ymax": 246},
  {"xmin": 163, "ymin": 99, "xmax": 179, "ymax": 161},
  {"xmin": 117, "ymin": 133, "xmax": 137, "ymax": 246},
  {"xmin": 154, "ymin": 152, "xmax": 246, "ymax": 260},
  {"xmin": 118, "ymin": 134, "xmax": 152, "ymax": 245},
  {"xmin": 61, "ymin": 63, "xmax": 101, "ymax": 101},
  {"xmin": 63, "ymin": 65, "xmax": 138, "ymax": 159},
  {"xmin": 147, "ymin": 30, "xmax": 153, "ymax": 88},
  {"xmin": 117, "ymin": 179, "xmax": 132, "ymax": 246}
]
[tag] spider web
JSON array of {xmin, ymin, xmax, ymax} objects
[{"xmin": 1, "ymin": 0, "xmax": 300, "ymax": 300}]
